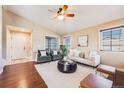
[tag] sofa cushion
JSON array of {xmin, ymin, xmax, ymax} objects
[
  {"xmin": 70, "ymin": 57, "xmax": 93, "ymax": 66},
  {"xmin": 37, "ymin": 56, "xmax": 51, "ymax": 62}
]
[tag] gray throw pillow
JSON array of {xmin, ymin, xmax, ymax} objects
[{"xmin": 79, "ymin": 52, "xmax": 85, "ymax": 58}]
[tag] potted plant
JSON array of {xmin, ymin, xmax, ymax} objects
[{"xmin": 59, "ymin": 45, "xmax": 67, "ymax": 60}]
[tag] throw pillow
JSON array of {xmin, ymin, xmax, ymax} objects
[
  {"xmin": 89, "ymin": 51, "xmax": 97, "ymax": 60},
  {"xmin": 41, "ymin": 51, "xmax": 46, "ymax": 56},
  {"xmin": 89, "ymin": 51, "xmax": 97, "ymax": 57},
  {"xmin": 53, "ymin": 50, "xmax": 58, "ymax": 55},
  {"xmin": 68, "ymin": 49, "xmax": 74, "ymax": 57},
  {"xmin": 85, "ymin": 51, "xmax": 90, "ymax": 59},
  {"xmin": 79, "ymin": 52, "xmax": 85, "ymax": 58},
  {"xmin": 74, "ymin": 50, "xmax": 81, "ymax": 57}
]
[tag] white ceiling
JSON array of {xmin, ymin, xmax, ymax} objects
[{"xmin": 4, "ymin": 5, "xmax": 124, "ymax": 35}]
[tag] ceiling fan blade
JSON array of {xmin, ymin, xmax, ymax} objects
[
  {"xmin": 63, "ymin": 5, "xmax": 68, "ymax": 11},
  {"xmin": 64, "ymin": 14, "xmax": 75, "ymax": 17},
  {"xmin": 48, "ymin": 9, "xmax": 56, "ymax": 13}
]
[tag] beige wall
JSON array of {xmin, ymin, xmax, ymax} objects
[
  {"xmin": 63, "ymin": 18, "xmax": 124, "ymax": 69},
  {"xmin": 3, "ymin": 9, "xmax": 61, "ymax": 60},
  {"xmin": 0, "ymin": 6, "xmax": 2, "ymax": 65}
]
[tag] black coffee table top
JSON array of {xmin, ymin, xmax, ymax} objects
[
  {"xmin": 58, "ymin": 59, "xmax": 76, "ymax": 64},
  {"xmin": 58, "ymin": 59, "xmax": 77, "ymax": 73}
]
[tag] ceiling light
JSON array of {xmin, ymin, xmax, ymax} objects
[
  {"xmin": 58, "ymin": 15, "xmax": 64, "ymax": 20},
  {"xmin": 61, "ymin": 11, "xmax": 65, "ymax": 14}
]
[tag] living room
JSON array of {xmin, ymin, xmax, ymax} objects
[{"xmin": 0, "ymin": 5, "xmax": 124, "ymax": 88}]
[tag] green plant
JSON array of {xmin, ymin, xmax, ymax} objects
[{"xmin": 59, "ymin": 45, "xmax": 67, "ymax": 59}]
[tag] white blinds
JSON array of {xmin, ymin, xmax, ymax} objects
[{"xmin": 100, "ymin": 27, "xmax": 124, "ymax": 52}]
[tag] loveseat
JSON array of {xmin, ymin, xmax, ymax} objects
[
  {"xmin": 37, "ymin": 49, "xmax": 51, "ymax": 63},
  {"xmin": 51, "ymin": 50, "xmax": 62, "ymax": 61}
]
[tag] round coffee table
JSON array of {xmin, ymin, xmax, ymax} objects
[{"xmin": 57, "ymin": 60, "xmax": 77, "ymax": 73}]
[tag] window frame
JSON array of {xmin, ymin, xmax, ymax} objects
[
  {"xmin": 100, "ymin": 25, "xmax": 124, "ymax": 52},
  {"xmin": 63, "ymin": 36, "xmax": 72, "ymax": 49},
  {"xmin": 45, "ymin": 36, "xmax": 58, "ymax": 50}
]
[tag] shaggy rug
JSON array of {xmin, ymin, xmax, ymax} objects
[{"xmin": 35, "ymin": 61, "xmax": 95, "ymax": 88}]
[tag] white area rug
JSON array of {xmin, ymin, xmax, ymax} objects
[{"xmin": 35, "ymin": 61, "xmax": 95, "ymax": 88}]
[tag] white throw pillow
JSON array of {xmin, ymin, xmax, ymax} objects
[
  {"xmin": 68, "ymin": 49, "xmax": 74, "ymax": 57},
  {"xmin": 53, "ymin": 50, "xmax": 58, "ymax": 55},
  {"xmin": 41, "ymin": 51, "xmax": 46, "ymax": 56},
  {"xmin": 74, "ymin": 50, "xmax": 81, "ymax": 57},
  {"xmin": 85, "ymin": 51, "xmax": 90, "ymax": 59},
  {"xmin": 79, "ymin": 52, "xmax": 85, "ymax": 58},
  {"xmin": 89, "ymin": 51, "xmax": 97, "ymax": 57}
]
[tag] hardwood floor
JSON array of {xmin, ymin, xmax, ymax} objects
[
  {"xmin": 0, "ymin": 62, "xmax": 47, "ymax": 88},
  {"xmin": 0, "ymin": 61, "xmax": 123, "ymax": 88},
  {"xmin": 114, "ymin": 69, "xmax": 124, "ymax": 87}
]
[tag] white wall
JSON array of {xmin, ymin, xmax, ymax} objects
[{"xmin": 0, "ymin": 6, "xmax": 3, "ymax": 73}]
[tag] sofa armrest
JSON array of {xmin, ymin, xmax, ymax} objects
[{"xmin": 90, "ymin": 55, "xmax": 100, "ymax": 66}]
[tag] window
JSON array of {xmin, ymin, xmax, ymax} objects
[
  {"xmin": 100, "ymin": 26, "xmax": 124, "ymax": 52},
  {"xmin": 45, "ymin": 36, "xmax": 58, "ymax": 49},
  {"xmin": 64, "ymin": 36, "xmax": 71, "ymax": 49}
]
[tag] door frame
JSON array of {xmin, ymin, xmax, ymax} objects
[
  {"xmin": 0, "ymin": 5, "xmax": 2, "ymax": 72},
  {"xmin": 6, "ymin": 25, "xmax": 33, "ymax": 63}
]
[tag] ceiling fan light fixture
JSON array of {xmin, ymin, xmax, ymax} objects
[
  {"xmin": 57, "ymin": 15, "xmax": 64, "ymax": 20},
  {"xmin": 48, "ymin": 5, "xmax": 75, "ymax": 20}
]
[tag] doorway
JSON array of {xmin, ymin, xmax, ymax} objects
[{"xmin": 6, "ymin": 25, "xmax": 33, "ymax": 65}]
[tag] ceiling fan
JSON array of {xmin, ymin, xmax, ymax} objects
[{"xmin": 48, "ymin": 5, "xmax": 75, "ymax": 20}]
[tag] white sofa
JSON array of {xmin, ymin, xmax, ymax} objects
[{"xmin": 67, "ymin": 49, "xmax": 100, "ymax": 67}]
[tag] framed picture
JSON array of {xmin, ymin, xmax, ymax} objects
[{"xmin": 78, "ymin": 35, "xmax": 88, "ymax": 47}]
